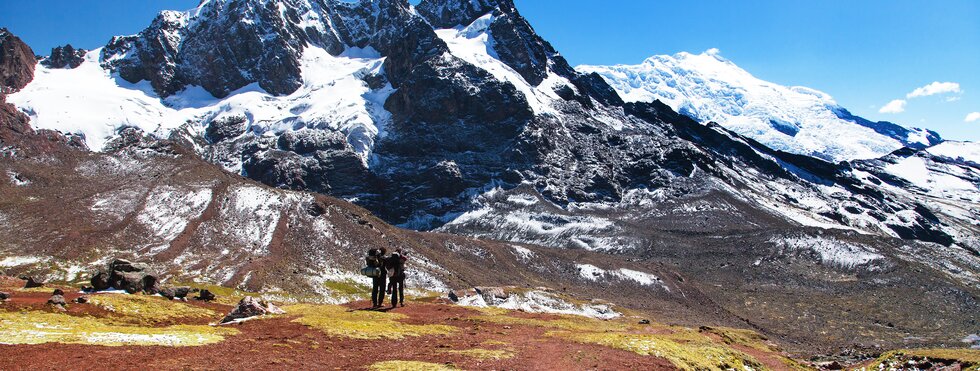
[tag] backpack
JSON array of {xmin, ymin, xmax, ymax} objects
[
  {"xmin": 361, "ymin": 266, "xmax": 382, "ymax": 278},
  {"xmin": 362, "ymin": 250, "xmax": 383, "ymax": 277}
]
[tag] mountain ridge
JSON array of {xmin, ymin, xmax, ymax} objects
[{"xmin": 578, "ymin": 50, "xmax": 942, "ymax": 162}]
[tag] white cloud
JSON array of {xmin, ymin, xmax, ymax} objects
[
  {"xmin": 907, "ymin": 81, "xmax": 961, "ymax": 98},
  {"xmin": 879, "ymin": 99, "xmax": 907, "ymax": 114},
  {"xmin": 705, "ymin": 48, "xmax": 720, "ymax": 56},
  {"xmin": 965, "ymin": 112, "xmax": 980, "ymax": 123},
  {"xmin": 945, "ymin": 96, "xmax": 962, "ymax": 102}
]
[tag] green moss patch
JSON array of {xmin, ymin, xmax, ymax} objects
[
  {"xmin": 322, "ymin": 280, "xmax": 369, "ymax": 296},
  {"xmin": 369, "ymin": 361, "xmax": 456, "ymax": 370},
  {"xmin": 286, "ymin": 304, "xmax": 457, "ymax": 340},
  {"xmin": 0, "ymin": 310, "xmax": 238, "ymax": 347},
  {"xmin": 699, "ymin": 326, "xmax": 776, "ymax": 352},
  {"xmin": 88, "ymin": 294, "xmax": 217, "ymax": 325}
]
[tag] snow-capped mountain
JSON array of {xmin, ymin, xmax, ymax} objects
[{"xmin": 578, "ymin": 50, "xmax": 941, "ymax": 162}]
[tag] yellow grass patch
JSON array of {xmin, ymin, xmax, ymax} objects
[
  {"xmin": 0, "ymin": 310, "xmax": 237, "ymax": 347},
  {"xmin": 549, "ymin": 330, "xmax": 764, "ymax": 371},
  {"xmin": 285, "ymin": 304, "xmax": 457, "ymax": 340},
  {"xmin": 88, "ymin": 293, "xmax": 216, "ymax": 325},
  {"xmin": 369, "ymin": 361, "xmax": 456, "ymax": 371},
  {"xmin": 441, "ymin": 348, "xmax": 515, "ymax": 360}
]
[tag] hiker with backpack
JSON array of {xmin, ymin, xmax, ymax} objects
[
  {"xmin": 385, "ymin": 249, "xmax": 408, "ymax": 308},
  {"xmin": 363, "ymin": 247, "xmax": 387, "ymax": 308}
]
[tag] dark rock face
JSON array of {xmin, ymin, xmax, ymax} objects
[
  {"xmin": 0, "ymin": 28, "xmax": 36, "ymax": 93},
  {"xmin": 41, "ymin": 44, "xmax": 87, "ymax": 69}
]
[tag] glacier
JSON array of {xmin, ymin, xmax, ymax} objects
[{"xmin": 578, "ymin": 49, "xmax": 940, "ymax": 162}]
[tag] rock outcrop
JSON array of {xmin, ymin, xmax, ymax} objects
[
  {"xmin": 89, "ymin": 259, "xmax": 159, "ymax": 294},
  {"xmin": 0, "ymin": 28, "xmax": 35, "ymax": 93},
  {"xmin": 41, "ymin": 44, "xmax": 87, "ymax": 69},
  {"xmin": 220, "ymin": 296, "xmax": 285, "ymax": 323}
]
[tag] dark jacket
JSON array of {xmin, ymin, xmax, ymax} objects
[{"xmin": 385, "ymin": 253, "xmax": 407, "ymax": 279}]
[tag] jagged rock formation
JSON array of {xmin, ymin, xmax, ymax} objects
[{"xmin": 41, "ymin": 44, "xmax": 87, "ymax": 69}]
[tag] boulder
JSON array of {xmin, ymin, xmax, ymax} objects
[
  {"xmin": 90, "ymin": 271, "xmax": 110, "ymax": 291},
  {"xmin": 0, "ymin": 291, "xmax": 9, "ymax": 300},
  {"xmin": 21, "ymin": 276, "xmax": 43, "ymax": 288},
  {"xmin": 173, "ymin": 287, "xmax": 192, "ymax": 299},
  {"xmin": 158, "ymin": 287, "xmax": 176, "ymax": 300},
  {"xmin": 47, "ymin": 294, "xmax": 66, "ymax": 306},
  {"xmin": 115, "ymin": 271, "xmax": 157, "ymax": 294},
  {"xmin": 73, "ymin": 296, "xmax": 89, "ymax": 304},
  {"xmin": 220, "ymin": 296, "xmax": 285, "ymax": 324},
  {"xmin": 195, "ymin": 289, "xmax": 216, "ymax": 302},
  {"xmin": 108, "ymin": 259, "xmax": 150, "ymax": 273},
  {"xmin": 52, "ymin": 289, "xmax": 64, "ymax": 296}
]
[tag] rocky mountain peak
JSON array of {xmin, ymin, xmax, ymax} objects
[
  {"xmin": 0, "ymin": 28, "xmax": 37, "ymax": 94},
  {"xmin": 416, "ymin": 0, "xmax": 513, "ymax": 28}
]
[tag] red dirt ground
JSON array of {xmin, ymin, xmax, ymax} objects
[{"xmin": 0, "ymin": 284, "xmax": 678, "ymax": 370}]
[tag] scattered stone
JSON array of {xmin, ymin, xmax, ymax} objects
[
  {"xmin": 159, "ymin": 287, "xmax": 176, "ymax": 300},
  {"xmin": 0, "ymin": 291, "xmax": 9, "ymax": 300},
  {"xmin": 174, "ymin": 287, "xmax": 192, "ymax": 299},
  {"xmin": 73, "ymin": 296, "xmax": 89, "ymax": 304},
  {"xmin": 220, "ymin": 296, "xmax": 285, "ymax": 324},
  {"xmin": 52, "ymin": 288, "xmax": 64, "ymax": 296},
  {"xmin": 21, "ymin": 276, "xmax": 43, "ymax": 288},
  {"xmin": 195, "ymin": 289, "xmax": 216, "ymax": 302},
  {"xmin": 47, "ymin": 294, "xmax": 66, "ymax": 307},
  {"xmin": 638, "ymin": 319, "xmax": 651, "ymax": 325}
]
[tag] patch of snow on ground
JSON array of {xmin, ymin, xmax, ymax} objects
[
  {"xmin": 455, "ymin": 289, "xmax": 620, "ymax": 319},
  {"xmin": 222, "ymin": 185, "xmax": 283, "ymax": 254},
  {"xmin": 6, "ymin": 171, "xmax": 29, "ymax": 186},
  {"xmin": 883, "ymin": 156, "xmax": 977, "ymax": 194},
  {"xmin": 138, "ymin": 186, "xmax": 213, "ymax": 253},
  {"xmin": 928, "ymin": 141, "xmax": 980, "ymax": 164},
  {"xmin": 770, "ymin": 236, "xmax": 885, "ymax": 269},
  {"xmin": 575, "ymin": 264, "xmax": 668, "ymax": 290},
  {"xmin": 0, "ymin": 256, "xmax": 48, "ymax": 268},
  {"xmin": 510, "ymin": 245, "xmax": 535, "ymax": 261},
  {"xmin": 506, "ymin": 194, "xmax": 538, "ymax": 206}
]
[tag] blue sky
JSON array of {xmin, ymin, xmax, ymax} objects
[{"xmin": 1, "ymin": 0, "xmax": 977, "ymax": 141}]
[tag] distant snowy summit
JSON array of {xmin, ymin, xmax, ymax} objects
[{"xmin": 578, "ymin": 49, "xmax": 941, "ymax": 162}]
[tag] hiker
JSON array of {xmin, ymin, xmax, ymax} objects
[
  {"xmin": 365, "ymin": 247, "xmax": 387, "ymax": 308},
  {"xmin": 385, "ymin": 248, "xmax": 408, "ymax": 308}
]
